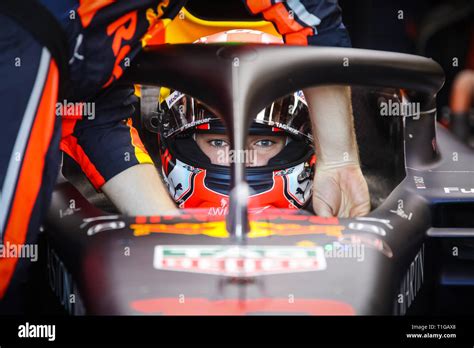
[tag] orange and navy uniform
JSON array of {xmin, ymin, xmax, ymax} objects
[
  {"xmin": 44, "ymin": 0, "xmax": 186, "ymax": 189},
  {"xmin": 0, "ymin": 0, "xmax": 185, "ymax": 312},
  {"xmin": 53, "ymin": 0, "xmax": 350, "ymax": 190},
  {"xmin": 243, "ymin": 0, "xmax": 350, "ymax": 47},
  {"xmin": 0, "ymin": 0, "xmax": 350, "ymax": 312}
]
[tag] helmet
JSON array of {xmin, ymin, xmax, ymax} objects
[{"xmin": 142, "ymin": 30, "xmax": 315, "ymax": 212}]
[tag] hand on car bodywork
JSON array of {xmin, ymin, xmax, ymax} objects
[{"xmin": 312, "ymin": 162, "xmax": 370, "ymax": 218}]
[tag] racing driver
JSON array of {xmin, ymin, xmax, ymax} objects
[{"xmin": 152, "ymin": 87, "xmax": 316, "ymax": 211}]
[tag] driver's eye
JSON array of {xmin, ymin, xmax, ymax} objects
[
  {"xmin": 254, "ymin": 139, "xmax": 275, "ymax": 147},
  {"xmin": 208, "ymin": 139, "xmax": 229, "ymax": 148}
]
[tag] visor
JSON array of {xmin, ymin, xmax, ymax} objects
[{"xmin": 158, "ymin": 89, "xmax": 313, "ymax": 143}]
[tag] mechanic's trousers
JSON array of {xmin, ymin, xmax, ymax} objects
[{"xmin": 0, "ymin": 14, "xmax": 61, "ymax": 313}]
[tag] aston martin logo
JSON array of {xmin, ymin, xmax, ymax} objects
[{"xmin": 153, "ymin": 245, "xmax": 327, "ymax": 277}]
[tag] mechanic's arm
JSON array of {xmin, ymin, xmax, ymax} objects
[
  {"xmin": 245, "ymin": 0, "xmax": 370, "ymax": 216},
  {"xmin": 61, "ymin": 86, "xmax": 178, "ymax": 216},
  {"xmin": 305, "ymin": 86, "xmax": 370, "ymax": 217},
  {"xmin": 101, "ymin": 163, "xmax": 177, "ymax": 215}
]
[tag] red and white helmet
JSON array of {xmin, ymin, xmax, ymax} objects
[{"xmin": 143, "ymin": 30, "xmax": 315, "ymax": 213}]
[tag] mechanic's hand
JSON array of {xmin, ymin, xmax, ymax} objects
[{"xmin": 312, "ymin": 163, "xmax": 370, "ymax": 218}]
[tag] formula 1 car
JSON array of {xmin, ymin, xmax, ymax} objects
[{"xmin": 41, "ymin": 43, "xmax": 474, "ymax": 315}]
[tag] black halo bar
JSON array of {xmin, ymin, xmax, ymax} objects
[{"xmin": 121, "ymin": 43, "xmax": 445, "ymax": 238}]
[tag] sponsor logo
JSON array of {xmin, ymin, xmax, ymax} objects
[
  {"xmin": 132, "ymin": 221, "xmax": 229, "ymax": 238},
  {"xmin": 208, "ymin": 199, "xmax": 228, "ymax": 216},
  {"xmin": 103, "ymin": 11, "xmax": 138, "ymax": 88},
  {"xmin": 276, "ymin": 167, "xmax": 295, "ymax": 176},
  {"xmin": 413, "ymin": 176, "xmax": 426, "ymax": 189},
  {"xmin": 165, "ymin": 90, "xmax": 184, "ymax": 108},
  {"xmin": 18, "ymin": 322, "xmax": 55, "ymax": 342},
  {"xmin": 153, "ymin": 245, "xmax": 327, "ymax": 277},
  {"xmin": 444, "ymin": 187, "xmax": 474, "ymax": 194},
  {"xmin": 247, "ymin": 221, "xmax": 344, "ymax": 238},
  {"xmin": 394, "ymin": 244, "xmax": 424, "ymax": 315},
  {"xmin": 268, "ymin": 121, "xmax": 300, "ymax": 136},
  {"xmin": 132, "ymin": 219, "xmax": 344, "ymax": 239}
]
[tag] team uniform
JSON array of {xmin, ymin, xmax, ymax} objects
[{"xmin": 0, "ymin": 0, "xmax": 350, "ymax": 312}]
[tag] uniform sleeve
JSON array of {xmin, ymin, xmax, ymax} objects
[
  {"xmin": 60, "ymin": 85, "xmax": 153, "ymax": 190},
  {"xmin": 243, "ymin": 0, "xmax": 351, "ymax": 47}
]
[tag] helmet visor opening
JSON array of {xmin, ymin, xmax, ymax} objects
[{"xmin": 158, "ymin": 89, "xmax": 313, "ymax": 144}]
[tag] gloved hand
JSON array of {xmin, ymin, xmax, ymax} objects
[{"xmin": 312, "ymin": 162, "xmax": 370, "ymax": 218}]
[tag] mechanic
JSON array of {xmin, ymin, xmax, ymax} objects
[{"xmin": 0, "ymin": 0, "xmax": 369, "ymax": 312}]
